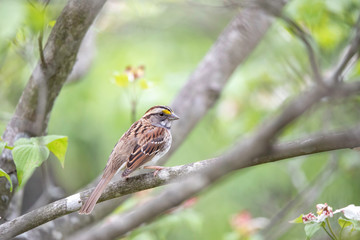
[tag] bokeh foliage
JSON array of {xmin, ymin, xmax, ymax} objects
[{"xmin": 1, "ymin": 0, "xmax": 360, "ymax": 239}]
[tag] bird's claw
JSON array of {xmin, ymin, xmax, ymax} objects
[{"xmin": 144, "ymin": 166, "xmax": 165, "ymax": 177}]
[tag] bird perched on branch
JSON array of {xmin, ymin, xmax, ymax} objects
[{"xmin": 78, "ymin": 105, "xmax": 179, "ymax": 214}]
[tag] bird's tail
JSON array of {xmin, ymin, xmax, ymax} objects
[{"xmin": 78, "ymin": 164, "xmax": 116, "ymax": 215}]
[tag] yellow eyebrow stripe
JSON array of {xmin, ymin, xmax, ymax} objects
[{"xmin": 162, "ymin": 109, "xmax": 171, "ymax": 115}]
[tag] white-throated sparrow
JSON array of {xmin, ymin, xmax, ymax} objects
[{"xmin": 78, "ymin": 105, "xmax": 179, "ymax": 214}]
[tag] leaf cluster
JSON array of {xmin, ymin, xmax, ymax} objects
[{"xmin": 0, "ymin": 135, "xmax": 68, "ymax": 191}]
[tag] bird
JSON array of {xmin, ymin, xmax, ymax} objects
[{"xmin": 78, "ymin": 105, "xmax": 179, "ymax": 214}]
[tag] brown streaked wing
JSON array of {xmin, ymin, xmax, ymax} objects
[{"xmin": 122, "ymin": 127, "xmax": 166, "ymax": 177}]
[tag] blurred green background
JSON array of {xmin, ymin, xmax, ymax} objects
[{"xmin": 1, "ymin": 0, "xmax": 360, "ymax": 239}]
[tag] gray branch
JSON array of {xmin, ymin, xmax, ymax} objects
[
  {"xmin": 65, "ymin": 86, "xmax": 329, "ymax": 240},
  {"xmin": 330, "ymin": 15, "xmax": 360, "ymax": 82},
  {"xmin": 0, "ymin": 0, "xmax": 107, "ymax": 219},
  {"xmin": 281, "ymin": 15, "xmax": 323, "ymax": 85},
  {"xmin": 3, "ymin": 117, "xmax": 360, "ymax": 239}
]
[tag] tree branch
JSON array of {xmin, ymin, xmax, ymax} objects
[
  {"xmin": 281, "ymin": 15, "xmax": 323, "ymax": 85},
  {"xmin": 3, "ymin": 116, "xmax": 360, "ymax": 239},
  {"xmin": 330, "ymin": 14, "xmax": 360, "ymax": 82}
]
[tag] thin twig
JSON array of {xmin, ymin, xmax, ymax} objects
[
  {"xmin": 38, "ymin": 32, "xmax": 47, "ymax": 69},
  {"xmin": 42, "ymin": 0, "xmax": 51, "ymax": 9},
  {"xmin": 26, "ymin": 0, "xmax": 36, "ymax": 9},
  {"xmin": 37, "ymin": 0, "xmax": 50, "ymax": 70},
  {"xmin": 282, "ymin": 15, "xmax": 324, "ymax": 86},
  {"xmin": 331, "ymin": 15, "xmax": 360, "ymax": 82}
]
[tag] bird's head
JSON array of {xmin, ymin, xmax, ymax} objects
[{"xmin": 142, "ymin": 105, "xmax": 179, "ymax": 129}]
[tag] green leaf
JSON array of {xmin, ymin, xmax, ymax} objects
[
  {"xmin": 0, "ymin": 168, "xmax": 13, "ymax": 192},
  {"xmin": 0, "ymin": 141, "xmax": 5, "ymax": 154},
  {"xmin": 41, "ymin": 135, "xmax": 68, "ymax": 168},
  {"xmin": 304, "ymin": 222, "xmax": 321, "ymax": 239},
  {"xmin": 12, "ymin": 135, "xmax": 68, "ymax": 186},
  {"xmin": 13, "ymin": 141, "xmax": 49, "ymax": 186},
  {"xmin": 26, "ymin": 2, "xmax": 46, "ymax": 33},
  {"xmin": 338, "ymin": 217, "xmax": 353, "ymax": 229},
  {"xmin": 344, "ymin": 219, "xmax": 359, "ymax": 232},
  {"xmin": 290, "ymin": 214, "xmax": 304, "ymax": 223},
  {"xmin": 14, "ymin": 138, "xmax": 32, "ymax": 147}
]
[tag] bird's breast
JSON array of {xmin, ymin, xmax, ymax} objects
[{"xmin": 146, "ymin": 131, "xmax": 172, "ymax": 166}]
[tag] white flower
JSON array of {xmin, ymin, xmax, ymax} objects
[
  {"xmin": 334, "ymin": 204, "xmax": 360, "ymax": 220},
  {"xmin": 316, "ymin": 203, "xmax": 333, "ymax": 222}
]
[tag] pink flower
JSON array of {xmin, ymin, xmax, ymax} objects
[
  {"xmin": 302, "ymin": 212, "xmax": 317, "ymax": 223},
  {"xmin": 182, "ymin": 197, "xmax": 198, "ymax": 209},
  {"xmin": 124, "ymin": 65, "xmax": 145, "ymax": 82},
  {"xmin": 230, "ymin": 211, "xmax": 269, "ymax": 237}
]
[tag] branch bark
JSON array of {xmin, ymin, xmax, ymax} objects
[
  {"xmin": 0, "ymin": 0, "xmax": 106, "ymax": 220},
  {"xmin": 3, "ymin": 120, "xmax": 360, "ymax": 239}
]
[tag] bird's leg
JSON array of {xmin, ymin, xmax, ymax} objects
[{"xmin": 143, "ymin": 166, "xmax": 166, "ymax": 176}]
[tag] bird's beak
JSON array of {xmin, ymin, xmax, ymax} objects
[{"xmin": 169, "ymin": 112, "xmax": 180, "ymax": 120}]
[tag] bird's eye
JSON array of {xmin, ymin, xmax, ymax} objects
[{"xmin": 159, "ymin": 112, "xmax": 164, "ymax": 116}]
